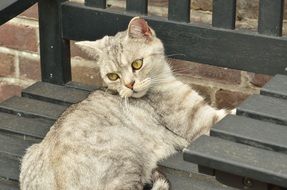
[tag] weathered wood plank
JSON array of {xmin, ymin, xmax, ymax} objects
[
  {"xmin": 85, "ymin": 0, "xmax": 106, "ymax": 8},
  {"xmin": 0, "ymin": 133, "xmax": 35, "ymax": 157},
  {"xmin": 65, "ymin": 81, "xmax": 99, "ymax": 92},
  {"xmin": 39, "ymin": 0, "xmax": 71, "ymax": 84},
  {"xmin": 22, "ymin": 82, "xmax": 90, "ymax": 106},
  {"xmin": 0, "ymin": 0, "xmax": 37, "ymax": 25},
  {"xmin": 126, "ymin": 0, "xmax": 147, "ymax": 15},
  {"xmin": 0, "ymin": 153, "xmax": 20, "ymax": 181},
  {"xmin": 183, "ymin": 135, "xmax": 287, "ymax": 188},
  {"xmin": 0, "ymin": 112, "xmax": 52, "ymax": 139},
  {"xmin": 61, "ymin": 2, "xmax": 287, "ymax": 76},
  {"xmin": 168, "ymin": 0, "xmax": 190, "ymax": 22},
  {"xmin": 159, "ymin": 152, "xmax": 197, "ymax": 174},
  {"xmin": 261, "ymin": 74, "xmax": 287, "ymax": 99},
  {"xmin": 161, "ymin": 167, "xmax": 237, "ymax": 190},
  {"xmin": 0, "ymin": 178, "xmax": 19, "ymax": 190},
  {"xmin": 211, "ymin": 115, "xmax": 287, "ymax": 153},
  {"xmin": 0, "ymin": 96, "xmax": 68, "ymax": 121},
  {"xmin": 258, "ymin": 0, "xmax": 284, "ymax": 36},
  {"xmin": 237, "ymin": 94, "xmax": 287, "ymax": 125},
  {"xmin": 212, "ymin": 0, "xmax": 236, "ymax": 29}
]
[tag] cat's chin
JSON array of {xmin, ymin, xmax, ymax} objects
[{"xmin": 131, "ymin": 89, "xmax": 148, "ymax": 98}]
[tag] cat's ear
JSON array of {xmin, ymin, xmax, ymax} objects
[
  {"xmin": 75, "ymin": 36, "xmax": 110, "ymax": 59},
  {"xmin": 127, "ymin": 17, "xmax": 153, "ymax": 41}
]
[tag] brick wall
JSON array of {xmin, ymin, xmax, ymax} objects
[{"xmin": 0, "ymin": 0, "xmax": 274, "ymax": 109}]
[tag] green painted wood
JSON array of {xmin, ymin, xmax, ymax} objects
[
  {"xmin": 65, "ymin": 81, "xmax": 99, "ymax": 92},
  {"xmin": 0, "ymin": 153, "xmax": 20, "ymax": 181},
  {"xmin": 258, "ymin": 0, "xmax": 284, "ymax": 36},
  {"xmin": 126, "ymin": 0, "xmax": 147, "ymax": 15},
  {"xmin": 211, "ymin": 115, "xmax": 287, "ymax": 153},
  {"xmin": 168, "ymin": 0, "xmax": 190, "ymax": 22},
  {"xmin": 0, "ymin": 0, "xmax": 37, "ymax": 26},
  {"xmin": 212, "ymin": 0, "xmax": 236, "ymax": 29},
  {"xmin": 237, "ymin": 94, "xmax": 287, "ymax": 125},
  {"xmin": 0, "ymin": 96, "xmax": 68, "ymax": 121},
  {"xmin": 0, "ymin": 178, "xmax": 19, "ymax": 190},
  {"xmin": 183, "ymin": 135, "xmax": 287, "ymax": 188},
  {"xmin": 159, "ymin": 152, "xmax": 197, "ymax": 174},
  {"xmin": 0, "ymin": 133, "xmax": 36, "ymax": 157},
  {"xmin": 39, "ymin": 0, "xmax": 71, "ymax": 84},
  {"xmin": 61, "ymin": 2, "xmax": 287, "ymax": 76},
  {"xmin": 161, "ymin": 167, "xmax": 237, "ymax": 190},
  {"xmin": 0, "ymin": 112, "xmax": 52, "ymax": 139},
  {"xmin": 85, "ymin": 0, "xmax": 106, "ymax": 8},
  {"xmin": 261, "ymin": 74, "xmax": 287, "ymax": 99},
  {"xmin": 22, "ymin": 82, "xmax": 90, "ymax": 106}
]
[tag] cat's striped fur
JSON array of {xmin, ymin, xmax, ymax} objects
[{"xmin": 20, "ymin": 17, "xmax": 233, "ymax": 190}]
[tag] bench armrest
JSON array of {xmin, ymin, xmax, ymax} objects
[{"xmin": 0, "ymin": 0, "xmax": 38, "ymax": 26}]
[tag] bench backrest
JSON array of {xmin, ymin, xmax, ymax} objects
[{"xmin": 38, "ymin": 0, "xmax": 287, "ymax": 85}]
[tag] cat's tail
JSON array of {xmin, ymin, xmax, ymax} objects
[{"xmin": 151, "ymin": 169, "xmax": 170, "ymax": 190}]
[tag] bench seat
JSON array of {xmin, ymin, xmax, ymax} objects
[
  {"xmin": 0, "ymin": 81, "xmax": 236, "ymax": 190},
  {"xmin": 184, "ymin": 74, "xmax": 287, "ymax": 189}
]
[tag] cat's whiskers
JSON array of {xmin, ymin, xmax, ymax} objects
[{"xmin": 123, "ymin": 96, "xmax": 131, "ymax": 113}]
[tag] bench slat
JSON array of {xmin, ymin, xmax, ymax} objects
[
  {"xmin": 0, "ymin": 133, "xmax": 36, "ymax": 157},
  {"xmin": 162, "ymin": 169, "xmax": 237, "ymax": 190},
  {"xmin": 126, "ymin": 0, "xmax": 147, "ymax": 15},
  {"xmin": 0, "ymin": 153, "xmax": 20, "ymax": 181},
  {"xmin": 0, "ymin": 112, "xmax": 52, "ymax": 139},
  {"xmin": 211, "ymin": 115, "xmax": 287, "ymax": 153},
  {"xmin": 258, "ymin": 0, "xmax": 284, "ymax": 36},
  {"xmin": 0, "ymin": 178, "xmax": 19, "ymax": 190},
  {"xmin": 85, "ymin": 0, "xmax": 106, "ymax": 9},
  {"xmin": 0, "ymin": 96, "xmax": 68, "ymax": 121},
  {"xmin": 0, "ymin": 0, "xmax": 37, "ymax": 26},
  {"xmin": 65, "ymin": 81, "xmax": 99, "ymax": 92},
  {"xmin": 261, "ymin": 74, "xmax": 287, "ymax": 99},
  {"xmin": 237, "ymin": 94, "xmax": 287, "ymax": 125},
  {"xmin": 212, "ymin": 0, "xmax": 236, "ymax": 29},
  {"xmin": 168, "ymin": 0, "xmax": 190, "ymax": 22},
  {"xmin": 183, "ymin": 135, "xmax": 287, "ymax": 188},
  {"xmin": 22, "ymin": 82, "xmax": 89, "ymax": 106},
  {"xmin": 159, "ymin": 152, "xmax": 197, "ymax": 174}
]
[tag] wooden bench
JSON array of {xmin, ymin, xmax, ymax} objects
[{"xmin": 0, "ymin": 0, "xmax": 286, "ymax": 189}]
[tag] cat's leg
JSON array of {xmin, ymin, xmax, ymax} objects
[{"xmin": 186, "ymin": 103, "xmax": 236, "ymax": 141}]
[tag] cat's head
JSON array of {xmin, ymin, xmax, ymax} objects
[{"xmin": 76, "ymin": 17, "xmax": 169, "ymax": 98}]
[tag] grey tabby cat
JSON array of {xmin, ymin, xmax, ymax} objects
[{"xmin": 20, "ymin": 17, "xmax": 233, "ymax": 190}]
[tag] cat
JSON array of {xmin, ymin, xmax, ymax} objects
[{"xmin": 19, "ymin": 17, "xmax": 233, "ymax": 190}]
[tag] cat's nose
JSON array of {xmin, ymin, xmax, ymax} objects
[{"xmin": 125, "ymin": 81, "xmax": 135, "ymax": 90}]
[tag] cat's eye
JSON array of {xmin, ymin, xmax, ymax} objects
[
  {"xmin": 131, "ymin": 59, "xmax": 143, "ymax": 70},
  {"xmin": 106, "ymin": 73, "xmax": 119, "ymax": 81}
]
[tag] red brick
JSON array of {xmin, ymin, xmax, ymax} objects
[
  {"xmin": 170, "ymin": 59, "xmax": 241, "ymax": 85},
  {"xmin": 0, "ymin": 23, "xmax": 38, "ymax": 52},
  {"xmin": 248, "ymin": 73, "xmax": 272, "ymax": 88},
  {"xmin": 19, "ymin": 56, "xmax": 41, "ymax": 80},
  {"xmin": 215, "ymin": 89, "xmax": 250, "ymax": 109},
  {"xmin": 0, "ymin": 84, "xmax": 22, "ymax": 102},
  {"xmin": 0, "ymin": 53, "xmax": 15, "ymax": 77},
  {"xmin": 72, "ymin": 65, "xmax": 103, "ymax": 86},
  {"xmin": 19, "ymin": 4, "xmax": 38, "ymax": 20},
  {"xmin": 191, "ymin": 0, "xmax": 212, "ymax": 11}
]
